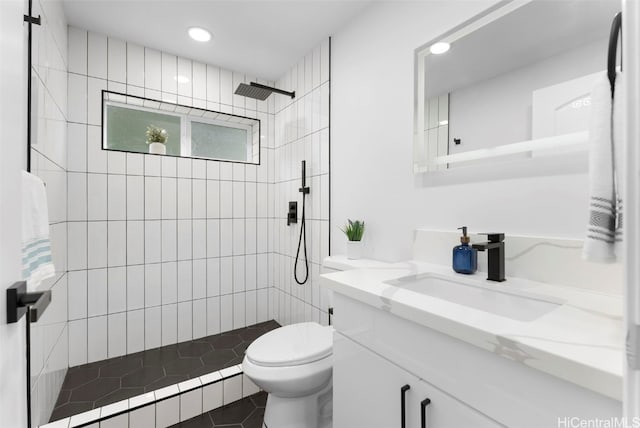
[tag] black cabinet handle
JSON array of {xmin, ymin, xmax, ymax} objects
[
  {"xmin": 401, "ymin": 384, "xmax": 411, "ymax": 428},
  {"xmin": 420, "ymin": 398, "xmax": 431, "ymax": 428}
]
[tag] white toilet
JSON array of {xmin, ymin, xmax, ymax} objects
[
  {"xmin": 243, "ymin": 256, "xmax": 388, "ymax": 428},
  {"xmin": 243, "ymin": 322, "xmax": 334, "ymax": 428}
]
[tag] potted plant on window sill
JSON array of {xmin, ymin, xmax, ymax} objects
[
  {"xmin": 146, "ymin": 125, "xmax": 168, "ymax": 155},
  {"xmin": 341, "ymin": 219, "xmax": 365, "ymax": 260}
]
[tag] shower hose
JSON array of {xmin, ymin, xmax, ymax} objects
[{"xmin": 294, "ymin": 191, "xmax": 309, "ymax": 285}]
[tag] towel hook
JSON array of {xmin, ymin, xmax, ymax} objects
[{"xmin": 607, "ymin": 12, "xmax": 622, "ymax": 98}]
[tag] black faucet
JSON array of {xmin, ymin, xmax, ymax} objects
[{"xmin": 472, "ymin": 233, "xmax": 506, "ymax": 282}]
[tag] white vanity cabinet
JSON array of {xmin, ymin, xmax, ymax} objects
[
  {"xmin": 334, "ymin": 332, "xmax": 501, "ymax": 428},
  {"xmin": 330, "ymin": 292, "xmax": 621, "ymax": 428}
]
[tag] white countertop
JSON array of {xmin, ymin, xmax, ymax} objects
[
  {"xmin": 321, "ymin": 260, "xmax": 623, "ymax": 401},
  {"xmin": 323, "ymin": 254, "xmax": 411, "ymax": 271}
]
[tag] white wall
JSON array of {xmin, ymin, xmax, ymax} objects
[
  {"xmin": 331, "ymin": 1, "xmax": 594, "ymax": 263},
  {"xmin": 622, "ymin": 0, "xmax": 640, "ymax": 416},
  {"xmin": 65, "ymin": 28, "xmax": 274, "ymax": 367},
  {"xmin": 270, "ymin": 39, "xmax": 331, "ymax": 326},
  {"xmin": 0, "ymin": 2, "xmax": 28, "ymax": 427}
]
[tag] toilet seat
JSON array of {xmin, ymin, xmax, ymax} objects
[{"xmin": 246, "ymin": 322, "xmax": 333, "ymax": 367}]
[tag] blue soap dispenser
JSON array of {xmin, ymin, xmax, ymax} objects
[{"xmin": 453, "ymin": 226, "xmax": 477, "ymax": 274}]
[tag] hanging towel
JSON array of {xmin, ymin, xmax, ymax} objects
[
  {"xmin": 583, "ymin": 72, "xmax": 625, "ymax": 262},
  {"xmin": 22, "ymin": 171, "xmax": 55, "ymax": 291}
]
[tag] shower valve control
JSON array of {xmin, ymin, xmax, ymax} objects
[{"xmin": 287, "ymin": 201, "xmax": 298, "ymax": 226}]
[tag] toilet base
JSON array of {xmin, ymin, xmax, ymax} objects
[{"xmin": 263, "ymin": 381, "xmax": 332, "ymax": 428}]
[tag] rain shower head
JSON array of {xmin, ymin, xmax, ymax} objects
[{"xmin": 234, "ymin": 82, "xmax": 295, "ymax": 101}]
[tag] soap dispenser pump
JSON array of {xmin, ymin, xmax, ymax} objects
[{"xmin": 453, "ymin": 226, "xmax": 477, "ymax": 274}]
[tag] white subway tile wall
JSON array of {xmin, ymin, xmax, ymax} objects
[
  {"xmin": 66, "ymin": 27, "xmax": 279, "ymax": 367},
  {"xmin": 29, "ymin": 0, "xmax": 70, "ymax": 426},
  {"xmin": 270, "ymin": 39, "xmax": 331, "ymax": 327}
]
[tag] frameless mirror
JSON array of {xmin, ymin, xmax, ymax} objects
[
  {"xmin": 102, "ymin": 90, "xmax": 261, "ymax": 164},
  {"xmin": 414, "ymin": 0, "xmax": 620, "ymax": 179}
]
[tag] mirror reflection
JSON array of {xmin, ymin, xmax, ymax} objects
[
  {"xmin": 414, "ymin": 0, "xmax": 621, "ymax": 173},
  {"xmin": 102, "ymin": 90, "xmax": 261, "ymax": 164}
]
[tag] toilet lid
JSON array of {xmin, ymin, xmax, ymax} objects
[{"xmin": 245, "ymin": 322, "xmax": 333, "ymax": 367}]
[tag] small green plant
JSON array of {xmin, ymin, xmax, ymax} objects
[
  {"xmin": 146, "ymin": 125, "xmax": 168, "ymax": 144},
  {"xmin": 341, "ymin": 219, "xmax": 365, "ymax": 241}
]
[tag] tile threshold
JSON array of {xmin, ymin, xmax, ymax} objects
[{"xmin": 41, "ymin": 364, "xmax": 245, "ymax": 428}]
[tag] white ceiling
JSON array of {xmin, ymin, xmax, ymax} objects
[
  {"xmin": 62, "ymin": 0, "xmax": 372, "ymax": 81},
  {"xmin": 425, "ymin": 0, "xmax": 621, "ymax": 97}
]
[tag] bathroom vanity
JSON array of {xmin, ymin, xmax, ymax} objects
[{"xmin": 322, "ymin": 232, "xmax": 623, "ymax": 428}]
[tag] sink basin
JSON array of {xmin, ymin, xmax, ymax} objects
[{"xmin": 385, "ymin": 273, "xmax": 561, "ymax": 322}]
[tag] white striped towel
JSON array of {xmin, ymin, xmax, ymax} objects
[
  {"xmin": 583, "ymin": 72, "xmax": 624, "ymax": 263},
  {"xmin": 22, "ymin": 171, "xmax": 55, "ymax": 291}
]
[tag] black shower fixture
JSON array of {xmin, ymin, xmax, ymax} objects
[
  {"xmin": 234, "ymin": 82, "xmax": 295, "ymax": 101},
  {"xmin": 294, "ymin": 161, "xmax": 310, "ymax": 285}
]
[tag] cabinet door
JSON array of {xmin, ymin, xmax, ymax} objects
[
  {"xmin": 333, "ymin": 332, "xmax": 420, "ymax": 428},
  {"xmin": 413, "ymin": 379, "xmax": 501, "ymax": 428},
  {"xmin": 333, "ymin": 333, "xmax": 502, "ymax": 428}
]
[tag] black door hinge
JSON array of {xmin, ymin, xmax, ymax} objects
[{"xmin": 24, "ymin": 15, "xmax": 41, "ymax": 25}]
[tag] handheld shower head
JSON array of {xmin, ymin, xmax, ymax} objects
[
  {"xmin": 234, "ymin": 82, "xmax": 295, "ymax": 101},
  {"xmin": 294, "ymin": 160, "xmax": 310, "ymax": 285}
]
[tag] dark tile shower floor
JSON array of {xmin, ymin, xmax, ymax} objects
[
  {"xmin": 50, "ymin": 320, "xmax": 280, "ymax": 422},
  {"xmin": 170, "ymin": 391, "xmax": 267, "ymax": 428}
]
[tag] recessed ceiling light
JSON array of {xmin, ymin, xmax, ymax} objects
[
  {"xmin": 188, "ymin": 27, "xmax": 211, "ymax": 42},
  {"xmin": 429, "ymin": 42, "xmax": 450, "ymax": 55},
  {"xmin": 439, "ymin": 120, "xmax": 449, "ymax": 126},
  {"xmin": 174, "ymin": 75, "xmax": 190, "ymax": 84}
]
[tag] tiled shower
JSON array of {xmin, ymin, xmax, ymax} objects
[
  {"xmin": 28, "ymin": 14, "xmax": 330, "ymax": 425},
  {"xmin": 65, "ymin": 28, "xmax": 276, "ymax": 366},
  {"xmin": 271, "ymin": 41, "xmax": 331, "ymax": 326}
]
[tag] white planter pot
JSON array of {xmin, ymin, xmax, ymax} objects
[
  {"xmin": 346, "ymin": 241, "xmax": 363, "ymax": 260},
  {"xmin": 148, "ymin": 142, "xmax": 166, "ymax": 155}
]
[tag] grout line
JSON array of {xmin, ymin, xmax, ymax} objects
[
  {"xmin": 84, "ymin": 50, "xmax": 90, "ymax": 365},
  {"xmin": 191, "ymin": 160, "xmax": 195, "ymax": 340},
  {"xmin": 124, "ymin": 141, "xmax": 129, "ymax": 356}
]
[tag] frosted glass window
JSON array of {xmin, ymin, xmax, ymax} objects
[
  {"xmin": 105, "ymin": 105, "xmax": 181, "ymax": 156},
  {"xmin": 191, "ymin": 121, "xmax": 248, "ymax": 162},
  {"xmin": 102, "ymin": 91, "xmax": 260, "ymax": 164}
]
